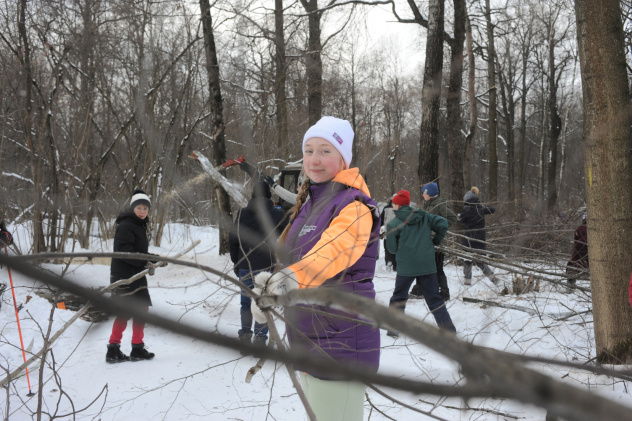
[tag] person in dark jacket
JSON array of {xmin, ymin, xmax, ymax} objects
[
  {"xmin": 379, "ymin": 197, "xmax": 397, "ymax": 271},
  {"xmin": 385, "ymin": 189, "xmax": 455, "ymax": 337},
  {"xmin": 458, "ymin": 186, "xmax": 497, "ymax": 286},
  {"xmin": 410, "ymin": 182, "xmax": 458, "ymax": 301},
  {"xmin": 229, "ymin": 179, "xmax": 286, "ymax": 349},
  {"xmin": 106, "ymin": 190, "xmax": 157, "ymax": 363},
  {"xmin": 566, "ymin": 213, "xmax": 588, "ymax": 287}
]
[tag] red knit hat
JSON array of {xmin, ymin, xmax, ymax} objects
[{"xmin": 392, "ymin": 190, "xmax": 410, "ymax": 206}]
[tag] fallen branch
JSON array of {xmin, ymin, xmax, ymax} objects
[
  {"xmin": 462, "ymin": 297, "xmax": 537, "ymax": 315},
  {"xmin": 438, "ymin": 244, "xmax": 591, "ymax": 292},
  {"xmin": 189, "ymin": 150, "xmax": 248, "ymax": 207}
]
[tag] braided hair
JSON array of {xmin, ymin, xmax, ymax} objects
[{"xmin": 279, "ymin": 179, "xmax": 312, "ymax": 244}]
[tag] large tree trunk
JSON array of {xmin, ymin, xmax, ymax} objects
[
  {"xmin": 199, "ymin": 0, "xmax": 232, "ymax": 254},
  {"xmin": 300, "ymin": 0, "xmax": 322, "ymax": 125},
  {"xmin": 497, "ymin": 43, "xmax": 516, "ymax": 204},
  {"xmin": 546, "ymin": 25, "xmax": 561, "ymax": 213},
  {"xmin": 517, "ymin": 27, "xmax": 531, "ymax": 202},
  {"xmin": 274, "ymin": 0, "xmax": 288, "ymax": 151},
  {"xmin": 463, "ymin": 14, "xmax": 477, "ymax": 195},
  {"xmin": 575, "ymin": 0, "xmax": 632, "ymax": 363},
  {"xmin": 17, "ymin": 0, "xmax": 45, "ymax": 253},
  {"xmin": 446, "ymin": 0, "xmax": 466, "ymax": 206},
  {"xmin": 418, "ymin": 0, "xmax": 445, "ymax": 192},
  {"xmin": 484, "ymin": 0, "xmax": 498, "ymax": 201}
]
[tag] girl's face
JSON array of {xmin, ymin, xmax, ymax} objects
[
  {"xmin": 134, "ymin": 204, "xmax": 149, "ymax": 219},
  {"xmin": 303, "ymin": 137, "xmax": 345, "ymax": 183}
]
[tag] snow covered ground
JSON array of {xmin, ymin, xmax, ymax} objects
[{"xmin": 1, "ymin": 223, "xmax": 630, "ymax": 420}]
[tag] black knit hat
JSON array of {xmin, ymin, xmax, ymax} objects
[{"xmin": 130, "ymin": 189, "xmax": 151, "ymax": 210}]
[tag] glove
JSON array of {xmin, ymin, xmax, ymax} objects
[
  {"xmin": 251, "ymin": 286, "xmax": 267, "ymax": 323},
  {"xmin": 262, "ymin": 176, "xmax": 275, "ymax": 188},
  {"xmin": 250, "ymin": 268, "xmax": 299, "ymax": 323},
  {"xmin": 439, "ymin": 287, "xmax": 450, "ymax": 301},
  {"xmin": 145, "ymin": 262, "xmax": 155, "ymax": 276}
]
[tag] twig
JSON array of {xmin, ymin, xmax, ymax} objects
[{"xmin": 462, "ymin": 297, "xmax": 538, "ymax": 315}]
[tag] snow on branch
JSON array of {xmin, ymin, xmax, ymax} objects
[{"xmin": 189, "ymin": 150, "xmax": 248, "ymax": 207}]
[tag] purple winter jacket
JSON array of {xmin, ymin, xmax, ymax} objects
[{"xmin": 283, "ymin": 169, "xmax": 381, "ymax": 380}]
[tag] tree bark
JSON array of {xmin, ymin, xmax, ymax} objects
[
  {"xmin": 484, "ymin": 0, "xmax": 498, "ymax": 202},
  {"xmin": 575, "ymin": 0, "xmax": 632, "ymax": 363},
  {"xmin": 17, "ymin": 0, "xmax": 45, "ymax": 253},
  {"xmin": 418, "ymin": 0, "xmax": 445, "ymax": 192},
  {"xmin": 463, "ymin": 14, "xmax": 477, "ymax": 194},
  {"xmin": 200, "ymin": 0, "xmax": 232, "ymax": 254},
  {"xmin": 546, "ymin": 24, "xmax": 561, "ymax": 213},
  {"xmin": 445, "ymin": 0, "xmax": 466, "ymax": 206},
  {"xmin": 300, "ymin": 0, "xmax": 323, "ymax": 125},
  {"xmin": 517, "ymin": 24, "xmax": 532, "ymax": 202},
  {"xmin": 274, "ymin": 0, "xmax": 288, "ymax": 151}
]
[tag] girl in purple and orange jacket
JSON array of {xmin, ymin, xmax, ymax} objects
[{"xmin": 251, "ymin": 116, "xmax": 380, "ymax": 421}]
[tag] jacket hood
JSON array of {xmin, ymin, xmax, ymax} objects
[
  {"xmin": 393, "ymin": 205, "xmax": 423, "ymax": 224},
  {"xmin": 331, "ymin": 168, "xmax": 371, "ymax": 197},
  {"xmin": 116, "ymin": 210, "xmax": 149, "ymax": 226}
]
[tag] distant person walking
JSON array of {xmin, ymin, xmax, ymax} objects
[
  {"xmin": 459, "ymin": 187, "xmax": 497, "ymax": 286},
  {"xmin": 229, "ymin": 179, "xmax": 286, "ymax": 351},
  {"xmin": 410, "ymin": 182, "xmax": 457, "ymax": 301},
  {"xmin": 566, "ymin": 213, "xmax": 588, "ymax": 288},
  {"xmin": 385, "ymin": 189, "xmax": 455, "ymax": 336},
  {"xmin": 106, "ymin": 190, "xmax": 157, "ymax": 363}
]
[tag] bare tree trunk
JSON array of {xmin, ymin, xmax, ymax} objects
[
  {"xmin": 274, "ymin": 0, "xmax": 288, "ymax": 151},
  {"xmin": 517, "ymin": 26, "xmax": 532, "ymax": 202},
  {"xmin": 418, "ymin": 0, "xmax": 445, "ymax": 192},
  {"xmin": 463, "ymin": 14, "xmax": 477, "ymax": 195},
  {"xmin": 300, "ymin": 0, "xmax": 322, "ymax": 125},
  {"xmin": 558, "ymin": 57, "xmax": 579, "ymax": 196},
  {"xmin": 497, "ymin": 43, "xmax": 516, "ymax": 204},
  {"xmin": 538, "ymin": 89, "xmax": 548, "ymax": 201},
  {"xmin": 484, "ymin": 0, "xmax": 498, "ymax": 201},
  {"xmin": 546, "ymin": 25, "xmax": 561, "ymax": 213},
  {"xmin": 575, "ymin": 0, "xmax": 632, "ymax": 363},
  {"xmin": 446, "ymin": 0, "xmax": 466, "ymax": 205},
  {"xmin": 200, "ymin": 0, "xmax": 232, "ymax": 254},
  {"xmin": 350, "ymin": 50, "xmax": 360, "ymax": 170},
  {"xmin": 17, "ymin": 0, "xmax": 45, "ymax": 253}
]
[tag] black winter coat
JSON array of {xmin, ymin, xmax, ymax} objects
[
  {"xmin": 110, "ymin": 211, "xmax": 153, "ymax": 306},
  {"xmin": 458, "ymin": 197, "xmax": 495, "ymax": 252},
  {"xmin": 229, "ymin": 198, "xmax": 286, "ymax": 272}
]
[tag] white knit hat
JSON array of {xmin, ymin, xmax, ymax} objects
[
  {"xmin": 130, "ymin": 190, "xmax": 151, "ymax": 209},
  {"xmin": 302, "ymin": 116, "xmax": 354, "ymax": 169}
]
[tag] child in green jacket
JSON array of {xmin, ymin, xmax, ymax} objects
[{"xmin": 385, "ymin": 189, "xmax": 456, "ymax": 337}]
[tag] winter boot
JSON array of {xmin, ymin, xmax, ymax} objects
[
  {"xmin": 238, "ymin": 330, "xmax": 253, "ymax": 356},
  {"xmin": 252, "ymin": 335, "xmax": 268, "ymax": 358},
  {"xmin": 130, "ymin": 343, "xmax": 155, "ymax": 361},
  {"xmin": 386, "ymin": 330, "xmax": 399, "ymax": 338},
  {"xmin": 106, "ymin": 343, "xmax": 130, "ymax": 364}
]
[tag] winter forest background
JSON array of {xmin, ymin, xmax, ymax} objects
[{"xmin": 1, "ymin": 0, "xmax": 632, "ymax": 420}]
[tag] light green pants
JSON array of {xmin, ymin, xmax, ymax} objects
[{"xmin": 299, "ymin": 372, "xmax": 366, "ymax": 421}]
